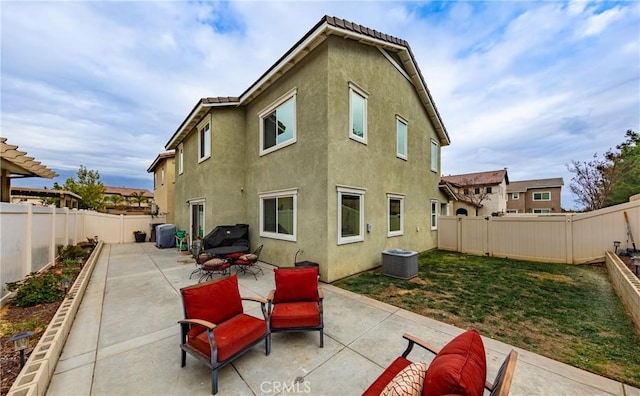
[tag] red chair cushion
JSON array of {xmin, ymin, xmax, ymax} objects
[
  {"xmin": 423, "ymin": 329, "xmax": 486, "ymax": 396},
  {"xmin": 270, "ymin": 302, "xmax": 321, "ymax": 329},
  {"xmin": 273, "ymin": 267, "xmax": 319, "ymax": 303},
  {"xmin": 189, "ymin": 313, "xmax": 267, "ymax": 362},
  {"xmin": 181, "ymin": 276, "xmax": 243, "ymax": 337},
  {"xmin": 362, "ymin": 356, "xmax": 412, "ymax": 396},
  {"xmin": 226, "ymin": 252, "xmax": 244, "ymax": 260}
]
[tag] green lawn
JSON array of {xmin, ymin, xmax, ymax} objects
[{"xmin": 334, "ymin": 250, "xmax": 640, "ymax": 387}]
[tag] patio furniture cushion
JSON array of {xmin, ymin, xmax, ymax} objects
[
  {"xmin": 226, "ymin": 252, "xmax": 244, "ymax": 260},
  {"xmin": 362, "ymin": 356, "xmax": 412, "ymax": 396},
  {"xmin": 181, "ymin": 276, "xmax": 243, "ymax": 337},
  {"xmin": 423, "ymin": 329, "xmax": 486, "ymax": 396},
  {"xmin": 239, "ymin": 253, "xmax": 258, "ymax": 261},
  {"xmin": 189, "ymin": 313, "xmax": 268, "ymax": 362},
  {"xmin": 270, "ymin": 302, "xmax": 321, "ymax": 328},
  {"xmin": 204, "ymin": 258, "xmax": 227, "ymax": 267},
  {"xmin": 381, "ymin": 361, "xmax": 427, "ymax": 396},
  {"xmin": 272, "ymin": 267, "xmax": 319, "ymax": 303}
]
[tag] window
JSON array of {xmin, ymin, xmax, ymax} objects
[
  {"xmin": 486, "ymin": 187, "xmax": 492, "ymax": 194},
  {"xmin": 260, "ymin": 89, "xmax": 297, "ymax": 155},
  {"xmin": 430, "ymin": 139, "xmax": 438, "ymax": 172},
  {"xmin": 474, "ymin": 187, "xmax": 481, "ymax": 194},
  {"xmin": 506, "ymin": 209, "xmax": 518, "ymax": 214},
  {"xmin": 387, "ymin": 194, "xmax": 404, "ymax": 237},
  {"xmin": 463, "ymin": 188, "xmax": 469, "ymax": 195},
  {"xmin": 533, "ymin": 192, "xmax": 551, "ymax": 201},
  {"xmin": 349, "ymin": 83, "xmax": 368, "ymax": 144},
  {"xmin": 533, "ymin": 208, "xmax": 551, "ymax": 214},
  {"xmin": 396, "ymin": 117, "xmax": 407, "ymax": 159},
  {"xmin": 161, "ymin": 168, "xmax": 165, "ymax": 185},
  {"xmin": 430, "ymin": 200, "xmax": 438, "ymax": 230},
  {"xmin": 337, "ymin": 186, "xmax": 365, "ymax": 244},
  {"xmin": 198, "ymin": 123, "xmax": 211, "ymax": 162},
  {"xmin": 178, "ymin": 144, "xmax": 184, "ymax": 175},
  {"xmin": 259, "ymin": 189, "xmax": 297, "ymax": 241},
  {"xmin": 512, "ymin": 192, "xmax": 519, "ymax": 200}
]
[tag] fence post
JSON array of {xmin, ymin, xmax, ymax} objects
[
  {"xmin": 64, "ymin": 207, "xmax": 69, "ymax": 246},
  {"xmin": 485, "ymin": 216, "xmax": 491, "ymax": 256},
  {"xmin": 566, "ymin": 215, "xmax": 574, "ymax": 264},
  {"xmin": 25, "ymin": 204, "xmax": 32, "ymax": 274},
  {"xmin": 120, "ymin": 214, "xmax": 125, "ymax": 243},
  {"xmin": 50, "ymin": 205, "xmax": 56, "ymax": 265},
  {"xmin": 456, "ymin": 216, "xmax": 462, "ymax": 252}
]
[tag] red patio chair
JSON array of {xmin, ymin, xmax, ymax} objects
[
  {"xmin": 179, "ymin": 275, "xmax": 271, "ymax": 394},
  {"xmin": 267, "ymin": 266, "xmax": 324, "ymax": 347}
]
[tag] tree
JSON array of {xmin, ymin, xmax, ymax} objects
[
  {"xmin": 607, "ymin": 130, "xmax": 640, "ymax": 206},
  {"xmin": 129, "ymin": 191, "xmax": 148, "ymax": 207},
  {"xmin": 55, "ymin": 166, "xmax": 106, "ymax": 211},
  {"xmin": 567, "ymin": 129, "xmax": 637, "ymax": 211},
  {"xmin": 457, "ymin": 180, "xmax": 491, "ymax": 216}
]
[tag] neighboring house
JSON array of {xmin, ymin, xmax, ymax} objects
[
  {"xmin": 506, "ymin": 178, "xmax": 564, "ymax": 214},
  {"xmin": 147, "ymin": 151, "xmax": 176, "ymax": 223},
  {"xmin": 165, "ymin": 16, "xmax": 451, "ymax": 282},
  {"xmin": 1, "ymin": 137, "xmax": 57, "ymax": 202},
  {"xmin": 10, "ymin": 186, "xmax": 81, "ymax": 208},
  {"xmin": 440, "ymin": 169, "xmax": 509, "ymax": 216},
  {"xmin": 104, "ymin": 186, "xmax": 154, "ymax": 213}
]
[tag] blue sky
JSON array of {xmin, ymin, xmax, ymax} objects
[{"xmin": 2, "ymin": 1, "xmax": 638, "ymax": 209}]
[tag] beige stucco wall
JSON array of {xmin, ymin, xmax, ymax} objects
[
  {"xmin": 324, "ymin": 37, "xmax": 441, "ymax": 281},
  {"xmin": 172, "ymin": 37, "xmax": 444, "ymax": 282},
  {"xmin": 174, "ymin": 108, "xmax": 247, "ymax": 238},
  {"xmin": 154, "ymin": 156, "xmax": 175, "ymax": 223}
]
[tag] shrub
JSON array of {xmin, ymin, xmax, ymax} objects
[
  {"xmin": 5, "ymin": 271, "xmax": 65, "ymax": 307},
  {"xmin": 57, "ymin": 244, "xmax": 87, "ymax": 261}
]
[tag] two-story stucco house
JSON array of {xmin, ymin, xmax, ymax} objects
[
  {"xmin": 147, "ymin": 151, "xmax": 176, "ymax": 223},
  {"xmin": 440, "ymin": 169, "xmax": 509, "ymax": 216},
  {"xmin": 165, "ymin": 16, "xmax": 451, "ymax": 282},
  {"xmin": 506, "ymin": 178, "xmax": 564, "ymax": 214}
]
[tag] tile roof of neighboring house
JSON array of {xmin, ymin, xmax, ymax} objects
[
  {"xmin": 104, "ymin": 186, "xmax": 154, "ymax": 198},
  {"xmin": 11, "ymin": 186, "xmax": 82, "ymax": 200},
  {"xmin": 1, "ymin": 137, "xmax": 57, "ymax": 179},
  {"xmin": 441, "ymin": 169, "xmax": 509, "ymax": 187},
  {"xmin": 166, "ymin": 15, "xmax": 450, "ymax": 150},
  {"xmin": 147, "ymin": 150, "xmax": 175, "ymax": 173},
  {"xmin": 507, "ymin": 178, "xmax": 564, "ymax": 193}
]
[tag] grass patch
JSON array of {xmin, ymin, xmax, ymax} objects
[{"xmin": 334, "ymin": 250, "xmax": 640, "ymax": 387}]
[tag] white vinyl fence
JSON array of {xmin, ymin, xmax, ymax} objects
[
  {"xmin": 0, "ymin": 202, "xmax": 166, "ymax": 306},
  {"xmin": 438, "ymin": 200, "xmax": 640, "ymax": 264}
]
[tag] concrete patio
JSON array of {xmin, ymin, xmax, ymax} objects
[{"xmin": 46, "ymin": 243, "xmax": 639, "ymax": 395}]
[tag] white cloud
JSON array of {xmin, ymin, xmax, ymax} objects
[{"xmin": 1, "ymin": 1, "xmax": 638, "ymax": 209}]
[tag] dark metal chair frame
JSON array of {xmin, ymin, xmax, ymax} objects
[
  {"xmin": 179, "ymin": 281, "xmax": 271, "ymax": 395},
  {"xmin": 267, "ymin": 285, "xmax": 324, "ymax": 348}
]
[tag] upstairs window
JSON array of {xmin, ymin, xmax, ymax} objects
[
  {"xmin": 178, "ymin": 144, "xmax": 184, "ymax": 175},
  {"xmin": 430, "ymin": 139, "xmax": 438, "ymax": 172},
  {"xmin": 533, "ymin": 192, "xmax": 551, "ymax": 201},
  {"xmin": 349, "ymin": 83, "xmax": 368, "ymax": 144},
  {"xmin": 511, "ymin": 192, "xmax": 519, "ymax": 200},
  {"xmin": 486, "ymin": 187, "xmax": 492, "ymax": 194},
  {"xmin": 198, "ymin": 123, "xmax": 211, "ymax": 162},
  {"xmin": 260, "ymin": 89, "xmax": 297, "ymax": 155},
  {"xmin": 396, "ymin": 117, "xmax": 407, "ymax": 160}
]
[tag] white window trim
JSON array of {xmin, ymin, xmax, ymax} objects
[
  {"xmin": 396, "ymin": 116, "xmax": 408, "ymax": 160},
  {"xmin": 161, "ymin": 168, "xmax": 165, "ymax": 185},
  {"xmin": 430, "ymin": 139, "xmax": 438, "ymax": 172},
  {"xmin": 430, "ymin": 200, "xmax": 438, "ymax": 230},
  {"xmin": 259, "ymin": 188, "xmax": 297, "ymax": 241},
  {"xmin": 533, "ymin": 208, "xmax": 551, "ymax": 214},
  {"xmin": 197, "ymin": 118, "xmax": 211, "ymax": 163},
  {"xmin": 337, "ymin": 186, "xmax": 366, "ymax": 245},
  {"xmin": 348, "ymin": 82, "xmax": 368, "ymax": 144},
  {"xmin": 533, "ymin": 191, "xmax": 551, "ymax": 201},
  {"xmin": 178, "ymin": 144, "xmax": 184, "ymax": 175},
  {"xmin": 259, "ymin": 88, "xmax": 297, "ymax": 156},
  {"xmin": 511, "ymin": 192, "xmax": 519, "ymax": 200},
  {"xmin": 387, "ymin": 193, "xmax": 404, "ymax": 237}
]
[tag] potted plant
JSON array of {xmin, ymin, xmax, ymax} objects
[{"xmin": 133, "ymin": 230, "xmax": 147, "ymax": 243}]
